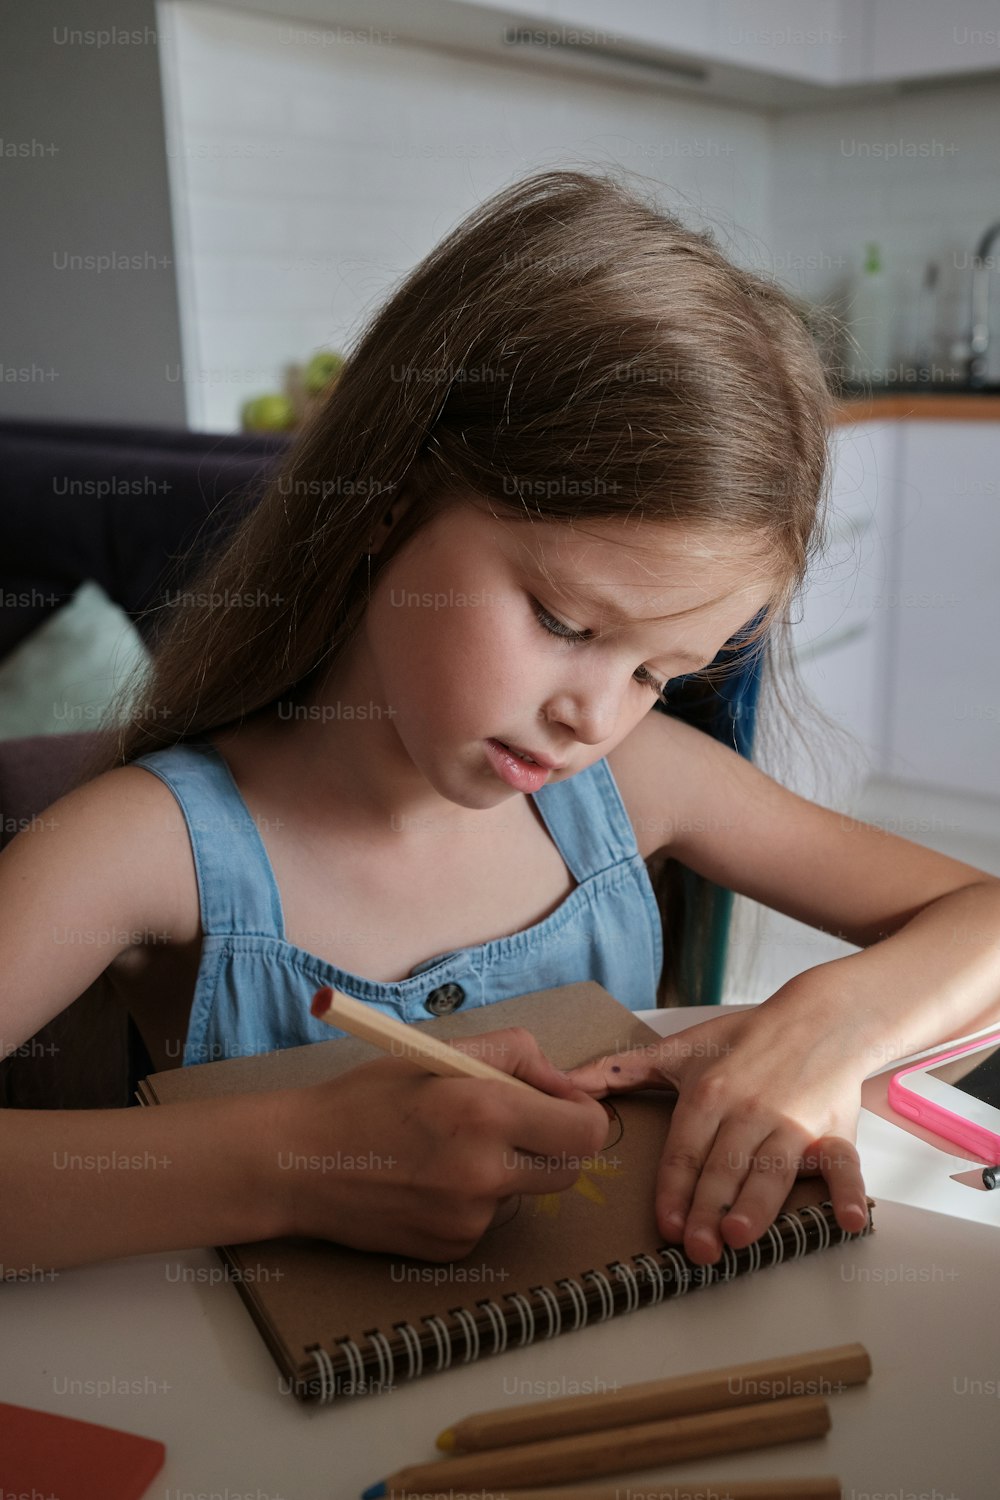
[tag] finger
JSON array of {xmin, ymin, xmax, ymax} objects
[
  {"xmin": 709, "ymin": 1129, "xmax": 808, "ymax": 1254},
  {"xmin": 442, "ymin": 1065, "xmax": 614, "ymax": 1189},
  {"xmin": 500, "ymin": 1143, "xmax": 606, "ymax": 1197},
  {"xmin": 486, "ymin": 1194, "xmax": 519, "ymax": 1230},
  {"xmin": 800, "ymin": 1134, "xmax": 870, "ymax": 1234},
  {"xmin": 450, "ymin": 1030, "xmax": 585, "ymax": 1103},
  {"xmin": 564, "ymin": 1044, "xmax": 680, "ymax": 1096},
  {"xmin": 651, "ymin": 1092, "xmax": 723, "ymax": 1247}
]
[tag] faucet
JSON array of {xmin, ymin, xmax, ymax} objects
[{"xmin": 968, "ymin": 219, "xmax": 1000, "ymax": 387}]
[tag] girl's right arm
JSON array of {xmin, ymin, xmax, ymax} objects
[
  {"xmin": 1, "ymin": 771, "xmax": 609, "ymax": 1271},
  {"xmin": 0, "ymin": 768, "xmax": 289, "ymax": 1270}
]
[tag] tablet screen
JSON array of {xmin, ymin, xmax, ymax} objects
[{"xmin": 929, "ymin": 1041, "xmax": 1000, "ymax": 1109}]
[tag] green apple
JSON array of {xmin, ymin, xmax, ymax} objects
[
  {"xmin": 303, "ymin": 349, "xmax": 345, "ymax": 398},
  {"xmin": 241, "ymin": 393, "xmax": 297, "ymax": 431}
]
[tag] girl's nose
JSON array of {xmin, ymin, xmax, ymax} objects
[{"xmin": 540, "ymin": 678, "xmax": 626, "ymax": 747}]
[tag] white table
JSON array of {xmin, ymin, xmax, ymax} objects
[{"xmin": 3, "ymin": 1007, "xmax": 998, "ymax": 1497}]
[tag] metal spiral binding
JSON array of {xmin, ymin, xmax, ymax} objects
[
  {"xmin": 302, "ymin": 1197, "xmax": 869, "ymax": 1403},
  {"xmin": 556, "ymin": 1276, "xmax": 588, "ymax": 1331},
  {"xmin": 606, "ymin": 1263, "xmax": 636, "ymax": 1315}
]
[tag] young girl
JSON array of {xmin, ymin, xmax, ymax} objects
[{"xmin": 3, "ymin": 168, "xmax": 999, "ymax": 1276}]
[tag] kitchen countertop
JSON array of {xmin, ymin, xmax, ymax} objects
[{"xmin": 833, "ymin": 391, "xmax": 1000, "ymax": 423}]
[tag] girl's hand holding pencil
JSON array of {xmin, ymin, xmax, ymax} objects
[
  {"xmin": 565, "ymin": 976, "xmax": 870, "ymax": 1267},
  {"xmin": 273, "ymin": 990, "xmax": 610, "ymax": 1261}
]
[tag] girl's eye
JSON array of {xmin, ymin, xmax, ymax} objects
[{"xmin": 530, "ymin": 600, "xmax": 667, "ymax": 701}]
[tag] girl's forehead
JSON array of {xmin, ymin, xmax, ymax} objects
[{"xmin": 480, "ymin": 506, "xmax": 779, "ymax": 617}]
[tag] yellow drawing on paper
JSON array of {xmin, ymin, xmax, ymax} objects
[
  {"xmin": 528, "ymin": 1102, "xmax": 626, "ymax": 1216},
  {"xmin": 531, "ymin": 1152, "xmax": 624, "ymax": 1217}
]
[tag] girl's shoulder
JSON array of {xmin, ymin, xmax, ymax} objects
[
  {"xmin": 606, "ymin": 709, "xmax": 695, "ymax": 862},
  {"xmin": 607, "ymin": 706, "xmax": 778, "ymax": 865},
  {"xmin": 101, "ymin": 762, "xmax": 204, "ymax": 952},
  {"xmin": 0, "ymin": 761, "xmax": 203, "ymax": 1063},
  {"xmin": 60, "ymin": 762, "xmax": 203, "ymax": 960}
]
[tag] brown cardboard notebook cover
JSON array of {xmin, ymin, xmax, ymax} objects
[{"xmin": 137, "ymin": 982, "xmax": 875, "ymax": 1403}]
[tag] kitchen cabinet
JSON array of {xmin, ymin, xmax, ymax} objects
[
  {"xmin": 470, "ymin": 0, "xmax": 1000, "ymax": 90},
  {"xmin": 867, "ymin": 0, "xmax": 1000, "ymax": 83},
  {"xmin": 709, "ymin": 0, "xmax": 844, "ymax": 84},
  {"xmin": 783, "ymin": 421, "xmax": 894, "ymax": 805},
  {"xmin": 547, "ymin": 0, "xmax": 715, "ymax": 58},
  {"xmin": 885, "ymin": 420, "xmax": 1000, "ymax": 801},
  {"xmin": 206, "ymin": 0, "xmax": 1000, "ymax": 102},
  {"xmin": 783, "ymin": 411, "xmax": 1000, "ymax": 807}
]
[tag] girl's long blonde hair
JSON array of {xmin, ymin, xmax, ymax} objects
[{"xmin": 78, "ymin": 166, "xmax": 852, "ymax": 1006}]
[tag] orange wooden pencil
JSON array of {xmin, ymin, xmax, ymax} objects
[
  {"xmin": 310, "ymin": 986, "xmax": 539, "ymax": 1095},
  {"xmin": 362, "ymin": 1394, "xmax": 831, "ymax": 1495},
  {"xmin": 391, "ymin": 1481, "xmax": 842, "ymax": 1500},
  {"xmin": 436, "ymin": 1342, "xmax": 870, "ymax": 1452}
]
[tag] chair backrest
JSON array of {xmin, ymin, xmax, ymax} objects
[
  {"xmin": 654, "ymin": 614, "xmax": 766, "ymax": 1005},
  {"xmin": 0, "ymin": 417, "xmax": 289, "ymax": 658},
  {"xmin": 0, "ymin": 731, "xmax": 100, "ymax": 853}
]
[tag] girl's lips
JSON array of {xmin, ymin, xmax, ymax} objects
[
  {"xmin": 495, "ymin": 739, "xmax": 564, "ymax": 771},
  {"xmin": 484, "ymin": 738, "xmax": 552, "ymax": 791}
]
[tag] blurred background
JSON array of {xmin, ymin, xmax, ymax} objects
[{"xmin": 2, "ymin": 0, "xmax": 999, "ymax": 1002}]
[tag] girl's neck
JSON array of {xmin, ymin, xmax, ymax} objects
[{"xmin": 205, "ymin": 709, "xmax": 518, "ymax": 855}]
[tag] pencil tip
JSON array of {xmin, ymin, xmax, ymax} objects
[
  {"xmin": 360, "ymin": 1483, "xmax": 386, "ymax": 1500},
  {"xmin": 435, "ymin": 1427, "xmax": 455, "ymax": 1451},
  {"xmin": 310, "ymin": 987, "xmax": 331, "ymax": 1018}
]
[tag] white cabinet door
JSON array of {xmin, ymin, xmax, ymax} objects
[
  {"xmin": 712, "ymin": 0, "xmax": 843, "ymax": 82},
  {"xmin": 780, "ymin": 421, "xmax": 894, "ymax": 805},
  {"xmin": 887, "ymin": 422, "xmax": 1000, "ymax": 800},
  {"xmin": 868, "ymin": 0, "xmax": 1000, "ymax": 82},
  {"xmin": 547, "ymin": 0, "xmax": 715, "ymax": 55}
]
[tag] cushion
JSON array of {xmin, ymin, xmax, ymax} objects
[{"xmin": 0, "ymin": 580, "xmax": 150, "ymax": 743}]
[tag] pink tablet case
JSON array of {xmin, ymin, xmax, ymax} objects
[{"xmin": 889, "ymin": 1033, "xmax": 1000, "ymax": 1159}]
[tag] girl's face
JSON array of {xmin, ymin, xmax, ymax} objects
[{"xmin": 351, "ymin": 496, "xmax": 778, "ymax": 810}]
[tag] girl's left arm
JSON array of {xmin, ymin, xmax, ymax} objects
[
  {"xmin": 794, "ymin": 876, "xmax": 1000, "ymax": 1068},
  {"xmin": 569, "ymin": 711, "xmax": 1000, "ymax": 1265}
]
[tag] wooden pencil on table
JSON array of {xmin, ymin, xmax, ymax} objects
[
  {"xmin": 391, "ymin": 1482, "xmax": 842, "ymax": 1500},
  {"xmin": 436, "ymin": 1341, "xmax": 870, "ymax": 1452},
  {"xmin": 362, "ymin": 1394, "xmax": 831, "ymax": 1496}
]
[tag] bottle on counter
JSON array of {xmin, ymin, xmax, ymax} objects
[
  {"xmin": 844, "ymin": 242, "xmax": 896, "ymax": 387},
  {"xmin": 897, "ymin": 260, "xmax": 941, "ymax": 388}
]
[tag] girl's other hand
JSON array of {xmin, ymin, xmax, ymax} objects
[
  {"xmin": 563, "ymin": 990, "xmax": 871, "ymax": 1265},
  {"xmin": 269, "ymin": 1026, "xmax": 611, "ymax": 1261}
]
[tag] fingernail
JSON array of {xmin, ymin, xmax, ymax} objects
[
  {"xmin": 664, "ymin": 1210, "xmax": 685, "ymax": 1231},
  {"xmin": 725, "ymin": 1212, "xmax": 751, "ymax": 1230}
]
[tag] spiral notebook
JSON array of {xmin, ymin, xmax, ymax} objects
[{"xmin": 137, "ymin": 982, "xmax": 876, "ymax": 1404}]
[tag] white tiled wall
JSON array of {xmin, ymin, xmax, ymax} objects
[
  {"xmin": 770, "ymin": 77, "xmax": 1000, "ymax": 382},
  {"xmin": 156, "ymin": 0, "xmax": 774, "ymax": 431},
  {"xmin": 151, "ymin": 4, "xmax": 1000, "ymax": 1004},
  {"xmin": 157, "ymin": 2, "xmax": 1000, "ymax": 427},
  {"xmin": 157, "ymin": 1, "xmax": 1000, "ymax": 422}
]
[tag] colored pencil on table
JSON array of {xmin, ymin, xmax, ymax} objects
[
  {"xmin": 436, "ymin": 1341, "xmax": 870, "ymax": 1452},
  {"xmin": 372, "ymin": 1482, "xmax": 842, "ymax": 1500},
  {"xmin": 360, "ymin": 1394, "xmax": 831, "ymax": 1497}
]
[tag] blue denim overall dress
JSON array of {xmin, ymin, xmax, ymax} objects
[{"xmin": 132, "ymin": 739, "xmax": 663, "ymax": 1067}]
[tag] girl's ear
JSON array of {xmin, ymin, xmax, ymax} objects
[{"xmin": 369, "ymin": 493, "xmax": 414, "ymax": 553}]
